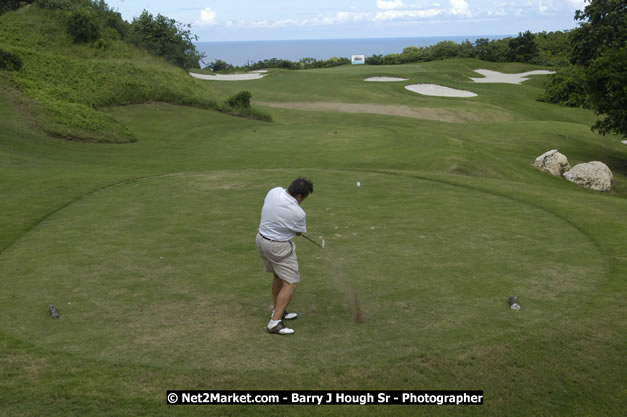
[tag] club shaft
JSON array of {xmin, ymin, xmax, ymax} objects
[{"xmin": 302, "ymin": 234, "xmax": 322, "ymax": 247}]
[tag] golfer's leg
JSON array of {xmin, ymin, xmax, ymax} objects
[
  {"xmin": 272, "ymin": 273, "xmax": 282, "ymax": 310},
  {"xmin": 272, "ymin": 280, "xmax": 298, "ymax": 321}
]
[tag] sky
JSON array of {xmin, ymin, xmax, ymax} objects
[{"xmin": 104, "ymin": 0, "xmax": 587, "ymax": 42}]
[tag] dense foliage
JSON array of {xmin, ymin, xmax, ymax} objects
[
  {"xmin": 226, "ymin": 90, "xmax": 251, "ymax": 109},
  {"xmin": 538, "ymin": 65, "xmax": 590, "ymax": 108},
  {"xmin": 573, "ymin": 0, "xmax": 626, "ymax": 137},
  {"xmin": 129, "ymin": 10, "xmax": 203, "ymax": 70},
  {"xmin": 240, "ymin": 56, "xmax": 350, "ymax": 71},
  {"xmin": 365, "ymin": 32, "xmax": 567, "ymax": 66},
  {"xmin": 1, "ymin": 0, "xmax": 204, "ymax": 69},
  {"xmin": 0, "ymin": 48, "xmax": 23, "ymax": 71},
  {"xmin": 507, "ymin": 31, "xmax": 539, "ymax": 62},
  {"xmin": 541, "ymin": 0, "xmax": 626, "ymax": 138},
  {"xmin": 207, "ymin": 59, "xmax": 232, "ymax": 72},
  {"xmin": 211, "ymin": 31, "xmax": 570, "ymax": 73},
  {"xmin": 0, "ymin": 0, "xmax": 36, "ymax": 14},
  {"xmin": 66, "ymin": 9, "xmax": 101, "ymax": 43}
]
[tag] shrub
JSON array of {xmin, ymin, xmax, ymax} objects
[
  {"xmin": 226, "ymin": 91, "xmax": 251, "ymax": 108},
  {"xmin": 66, "ymin": 9, "xmax": 101, "ymax": 43},
  {"xmin": 365, "ymin": 54, "xmax": 384, "ymax": 65},
  {"xmin": 208, "ymin": 59, "xmax": 231, "ymax": 72},
  {"xmin": 537, "ymin": 66, "xmax": 590, "ymax": 108},
  {"xmin": 0, "ymin": 49, "xmax": 23, "ymax": 71},
  {"xmin": 401, "ymin": 47, "xmax": 431, "ymax": 63}
]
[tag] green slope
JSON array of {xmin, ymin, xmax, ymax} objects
[{"xmin": 0, "ymin": 5, "xmax": 225, "ymax": 143}]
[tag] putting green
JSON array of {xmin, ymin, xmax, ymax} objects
[{"xmin": 0, "ymin": 169, "xmax": 605, "ymax": 371}]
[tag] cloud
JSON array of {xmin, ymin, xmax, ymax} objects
[
  {"xmin": 239, "ymin": 11, "xmax": 369, "ymax": 29},
  {"xmin": 449, "ymin": 0, "xmax": 471, "ymax": 17},
  {"xmin": 487, "ymin": 9, "xmax": 506, "ymax": 16},
  {"xmin": 200, "ymin": 8, "xmax": 217, "ymax": 25},
  {"xmin": 538, "ymin": 0, "xmax": 550, "ymax": 14},
  {"xmin": 374, "ymin": 9, "xmax": 442, "ymax": 21},
  {"xmin": 376, "ymin": 0, "xmax": 405, "ymax": 9},
  {"xmin": 324, "ymin": 11, "xmax": 370, "ymax": 24}
]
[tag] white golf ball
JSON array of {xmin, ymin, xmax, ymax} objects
[{"xmin": 357, "ymin": 181, "xmax": 360, "ymax": 187}]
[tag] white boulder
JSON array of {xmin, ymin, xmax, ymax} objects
[
  {"xmin": 534, "ymin": 150, "xmax": 570, "ymax": 176},
  {"xmin": 563, "ymin": 161, "xmax": 614, "ymax": 192}
]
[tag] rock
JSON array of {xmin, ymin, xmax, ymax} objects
[
  {"xmin": 533, "ymin": 150, "xmax": 570, "ymax": 176},
  {"xmin": 563, "ymin": 161, "xmax": 613, "ymax": 192}
]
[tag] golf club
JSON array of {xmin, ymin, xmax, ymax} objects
[{"xmin": 302, "ymin": 234, "xmax": 325, "ymax": 248}]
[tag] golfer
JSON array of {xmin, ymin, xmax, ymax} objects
[{"xmin": 256, "ymin": 177, "xmax": 314, "ymax": 335}]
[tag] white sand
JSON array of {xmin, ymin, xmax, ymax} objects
[
  {"xmin": 364, "ymin": 76, "xmax": 408, "ymax": 82},
  {"xmin": 189, "ymin": 71, "xmax": 267, "ymax": 81},
  {"xmin": 405, "ymin": 84, "xmax": 477, "ymax": 97},
  {"xmin": 470, "ymin": 69, "xmax": 555, "ymax": 84}
]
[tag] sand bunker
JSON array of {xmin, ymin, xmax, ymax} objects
[
  {"xmin": 364, "ymin": 77, "xmax": 408, "ymax": 82},
  {"xmin": 405, "ymin": 84, "xmax": 477, "ymax": 98},
  {"xmin": 470, "ymin": 69, "xmax": 555, "ymax": 84},
  {"xmin": 189, "ymin": 70, "xmax": 267, "ymax": 81}
]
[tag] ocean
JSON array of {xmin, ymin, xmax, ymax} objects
[{"xmin": 195, "ymin": 36, "xmax": 508, "ymax": 67}]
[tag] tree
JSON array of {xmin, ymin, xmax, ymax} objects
[
  {"xmin": 534, "ymin": 31, "xmax": 572, "ymax": 66},
  {"xmin": 401, "ymin": 46, "xmax": 431, "ymax": 63},
  {"xmin": 129, "ymin": 10, "xmax": 204, "ymax": 70},
  {"xmin": 458, "ymin": 40, "xmax": 476, "ymax": 58},
  {"xmin": 430, "ymin": 41, "xmax": 461, "ymax": 60},
  {"xmin": 570, "ymin": 0, "xmax": 626, "ymax": 137},
  {"xmin": 66, "ymin": 9, "xmax": 101, "ymax": 43},
  {"xmin": 474, "ymin": 38, "xmax": 510, "ymax": 62},
  {"xmin": 585, "ymin": 45, "xmax": 626, "ymax": 136},
  {"xmin": 508, "ymin": 31, "xmax": 539, "ymax": 62}
]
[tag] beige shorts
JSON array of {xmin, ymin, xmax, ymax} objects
[{"xmin": 256, "ymin": 233, "xmax": 301, "ymax": 284}]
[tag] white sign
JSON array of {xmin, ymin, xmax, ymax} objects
[{"xmin": 351, "ymin": 55, "xmax": 365, "ymax": 65}]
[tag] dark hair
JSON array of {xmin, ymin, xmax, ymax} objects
[{"xmin": 288, "ymin": 177, "xmax": 314, "ymax": 198}]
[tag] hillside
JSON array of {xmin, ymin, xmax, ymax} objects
[{"xmin": 0, "ymin": 4, "xmax": 229, "ymax": 143}]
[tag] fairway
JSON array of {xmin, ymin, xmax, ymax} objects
[{"xmin": 1, "ymin": 60, "xmax": 626, "ymax": 416}]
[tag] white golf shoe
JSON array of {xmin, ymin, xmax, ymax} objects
[{"xmin": 267, "ymin": 321, "xmax": 295, "ymax": 335}]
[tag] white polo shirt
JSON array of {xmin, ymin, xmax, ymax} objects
[{"xmin": 259, "ymin": 187, "xmax": 306, "ymax": 241}]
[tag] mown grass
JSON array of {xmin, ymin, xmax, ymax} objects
[{"xmin": 1, "ymin": 13, "xmax": 626, "ymax": 417}]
